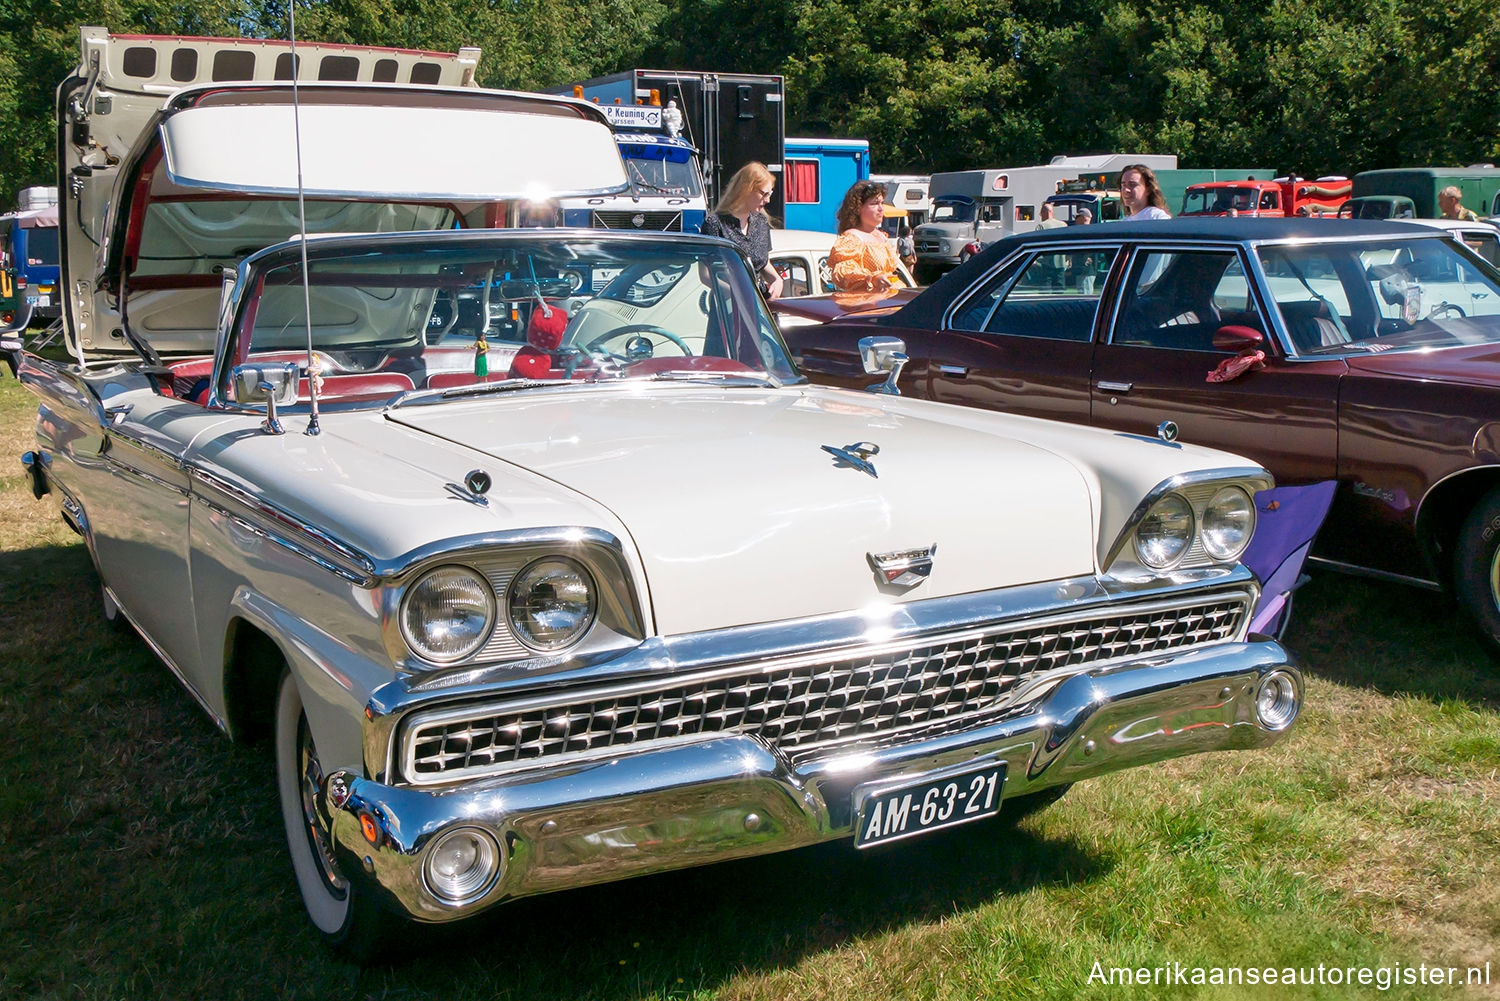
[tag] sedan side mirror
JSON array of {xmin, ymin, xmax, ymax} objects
[
  {"xmin": 233, "ymin": 362, "xmax": 300, "ymax": 435},
  {"xmin": 859, "ymin": 335, "xmax": 908, "ymax": 395},
  {"xmin": 1212, "ymin": 324, "xmax": 1264, "ymax": 352}
]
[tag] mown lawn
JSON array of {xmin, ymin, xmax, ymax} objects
[{"xmin": 0, "ymin": 368, "xmax": 1496, "ymax": 1001}]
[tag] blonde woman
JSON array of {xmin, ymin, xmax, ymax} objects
[
  {"xmin": 699, "ymin": 162, "xmax": 783, "ymax": 298},
  {"xmin": 828, "ymin": 180, "xmax": 901, "ymax": 292}
]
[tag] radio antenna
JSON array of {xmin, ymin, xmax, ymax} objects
[{"xmin": 288, "ymin": 0, "xmax": 321, "ymax": 435}]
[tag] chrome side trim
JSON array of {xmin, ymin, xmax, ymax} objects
[
  {"xmin": 1103, "ymin": 467, "xmax": 1274, "ymax": 571},
  {"xmin": 188, "ymin": 467, "xmax": 379, "ymax": 586}
]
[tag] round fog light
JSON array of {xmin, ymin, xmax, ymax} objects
[
  {"xmin": 1255, "ymin": 671, "xmax": 1301, "ymax": 731},
  {"xmin": 423, "ymin": 827, "xmax": 501, "ymax": 904}
]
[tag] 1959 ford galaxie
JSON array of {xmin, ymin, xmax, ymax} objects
[{"xmin": 14, "ymin": 29, "xmax": 1303, "ymax": 959}]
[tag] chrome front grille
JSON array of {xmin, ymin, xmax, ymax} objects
[{"xmin": 403, "ymin": 591, "xmax": 1249, "ymax": 783}]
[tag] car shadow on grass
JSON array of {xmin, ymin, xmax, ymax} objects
[
  {"xmin": 379, "ymin": 800, "xmax": 1107, "ymax": 993},
  {"xmin": 1282, "ymin": 570, "xmax": 1500, "ymax": 708}
]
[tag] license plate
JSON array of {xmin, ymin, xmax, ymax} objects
[{"xmin": 853, "ymin": 762, "xmax": 1005, "ymax": 848}]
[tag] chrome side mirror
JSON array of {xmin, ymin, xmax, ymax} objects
[
  {"xmin": 859, "ymin": 335, "xmax": 908, "ymax": 395},
  {"xmin": 232, "ymin": 362, "xmax": 300, "ymax": 435}
]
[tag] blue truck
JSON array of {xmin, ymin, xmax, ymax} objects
[
  {"xmin": 558, "ymin": 104, "xmax": 708, "ymax": 233},
  {"xmin": 0, "ymin": 187, "xmax": 60, "ymax": 329},
  {"xmin": 553, "ymin": 69, "xmax": 784, "ymax": 223}
]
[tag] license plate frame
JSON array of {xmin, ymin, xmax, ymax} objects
[{"xmin": 852, "ymin": 761, "xmax": 1006, "ymax": 849}]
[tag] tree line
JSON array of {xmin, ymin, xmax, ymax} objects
[{"xmin": 1, "ymin": 0, "xmax": 1496, "ymax": 204}]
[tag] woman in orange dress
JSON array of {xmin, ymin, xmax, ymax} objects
[{"xmin": 828, "ymin": 180, "xmax": 901, "ymax": 292}]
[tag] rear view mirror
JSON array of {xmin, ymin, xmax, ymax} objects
[
  {"xmin": 859, "ymin": 335, "xmax": 908, "ymax": 395},
  {"xmin": 1212, "ymin": 325, "xmax": 1264, "ymax": 352},
  {"xmin": 233, "ymin": 362, "xmax": 300, "ymax": 434}
]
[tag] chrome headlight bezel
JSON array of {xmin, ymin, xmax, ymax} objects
[
  {"xmin": 1104, "ymin": 468, "xmax": 1270, "ymax": 578},
  {"xmin": 379, "ymin": 530, "xmax": 646, "ymax": 672},
  {"xmin": 399, "ymin": 564, "xmax": 497, "ymax": 665}
]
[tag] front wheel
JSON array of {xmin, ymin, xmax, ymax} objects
[
  {"xmin": 1454, "ymin": 489, "xmax": 1500, "ymax": 658},
  {"xmin": 276, "ymin": 672, "xmax": 391, "ymax": 961}
]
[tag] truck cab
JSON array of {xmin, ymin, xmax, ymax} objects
[
  {"xmin": 559, "ymin": 103, "xmax": 707, "ymax": 234},
  {"xmin": 1180, "ymin": 177, "xmax": 1349, "ymax": 217}
]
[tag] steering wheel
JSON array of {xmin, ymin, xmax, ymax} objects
[
  {"xmin": 583, "ymin": 324, "xmax": 694, "ymax": 358},
  {"xmin": 1428, "ymin": 301, "xmax": 1467, "ymax": 320}
]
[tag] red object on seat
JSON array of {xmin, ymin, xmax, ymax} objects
[{"xmin": 507, "ymin": 302, "xmax": 569, "ymax": 379}]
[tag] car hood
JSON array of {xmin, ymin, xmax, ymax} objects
[
  {"xmin": 386, "ymin": 385, "xmax": 1097, "ymax": 635},
  {"xmin": 1343, "ymin": 339, "xmax": 1500, "ymax": 386},
  {"xmin": 772, "ymin": 287, "xmax": 920, "ymax": 325}
]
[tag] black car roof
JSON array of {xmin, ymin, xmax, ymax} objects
[
  {"xmin": 894, "ymin": 217, "xmax": 1451, "ymax": 329},
  {"xmin": 987, "ymin": 216, "xmax": 1439, "ymax": 247}
]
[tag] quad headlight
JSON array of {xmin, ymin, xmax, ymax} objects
[
  {"xmin": 1133, "ymin": 493, "xmax": 1196, "ymax": 569},
  {"xmin": 1202, "ymin": 486, "xmax": 1255, "ymax": 562},
  {"xmin": 400, "ymin": 565, "xmax": 496, "ymax": 664},
  {"xmin": 507, "ymin": 556, "xmax": 597, "ymax": 651}
]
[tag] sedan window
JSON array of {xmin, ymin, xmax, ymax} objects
[
  {"xmin": 1114, "ymin": 250, "xmax": 1247, "ymax": 351},
  {"xmin": 982, "ymin": 247, "xmax": 1119, "ymax": 341}
]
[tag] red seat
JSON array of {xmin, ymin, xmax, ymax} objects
[
  {"xmin": 427, "ymin": 371, "xmax": 503, "ymax": 390},
  {"xmin": 299, "ymin": 373, "xmax": 414, "ymax": 401}
]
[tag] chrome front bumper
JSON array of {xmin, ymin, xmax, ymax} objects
[{"xmin": 326, "ymin": 637, "xmax": 1299, "ymax": 922}]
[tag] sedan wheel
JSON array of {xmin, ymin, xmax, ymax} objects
[
  {"xmin": 275, "ymin": 671, "xmax": 389, "ymax": 960},
  {"xmin": 1455, "ymin": 489, "xmax": 1500, "ymax": 659}
]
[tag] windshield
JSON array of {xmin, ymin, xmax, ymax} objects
[
  {"xmin": 24, "ymin": 226, "xmax": 58, "ymax": 266},
  {"xmin": 1180, "ymin": 187, "xmax": 1261, "ymax": 215},
  {"xmin": 223, "ymin": 232, "xmax": 800, "ymax": 406},
  {"xmin": 621, "ymin": 146, "xmax": 703, "ymax": 197},
  {"xmin": 1256, "ymin": 237, "xmax": 1500, "ymax": 354},
  {"xmin": 930, "ymin": 198, "xmax": 975, "ymax": 224}
]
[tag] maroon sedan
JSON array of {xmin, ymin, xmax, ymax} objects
[{"xmin": 776, "ymin": 217, "xmax": 1500, "ymax": 652}]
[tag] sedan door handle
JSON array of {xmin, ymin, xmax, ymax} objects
[
  {"xmin": 937, "ymin": 364, "xmax": 969, "ymax": 377},
  {"xmin": 1097, "ymin": 380, "xmax": 1133, "ymax": 393}
]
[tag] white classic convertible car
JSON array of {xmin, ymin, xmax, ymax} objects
[{"xmin": 16, "ymin": 29, "xmax": 1303, "ymax": 960}]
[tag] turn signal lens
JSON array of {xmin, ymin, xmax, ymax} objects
[
  {"xmin": 423, "ymin": 827, "xmax": 501, "ymax": 904},
  {"xmin": 1255, "ymin": 671, "xmax": 1301, "ymax": 731}
]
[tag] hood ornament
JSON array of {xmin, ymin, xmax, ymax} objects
[
  {"xmin": 869, "ymin": 545, "xmax": 938, "ymax": 589},
  {"xmin": 822, "ymin": 441, "xmax": 880, "ymax": 478}
]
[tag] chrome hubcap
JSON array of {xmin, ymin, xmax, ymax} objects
[
  {"xmin": 298, "ymin": 715, "xmax": 349, "ymax": 897},
  {"xmin": 1489, "ymin": 546, "xmax": 1500, "ymax": 611}
]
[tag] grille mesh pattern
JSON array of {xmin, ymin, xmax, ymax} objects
[
  {"xmin": 405, "ymin": 594, "xmax": 1247, "ymax": 780},
  {"xmin": 592, "ymin": 210, "xmax": 684, "ymax": 231}
]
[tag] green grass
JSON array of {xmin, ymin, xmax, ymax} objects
[{"xmin": 0, "ymin": 370, "xmax": 1497, "ymax": 1000}]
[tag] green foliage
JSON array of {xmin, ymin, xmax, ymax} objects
[{"xmin": 0, "ymin": 0, "xmax": 1495, "ymax": 202}]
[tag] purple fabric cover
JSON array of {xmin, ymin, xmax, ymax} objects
[{"xmin": 1242, "ymin": 481, "xmax": 1338, "ymax": 635}]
